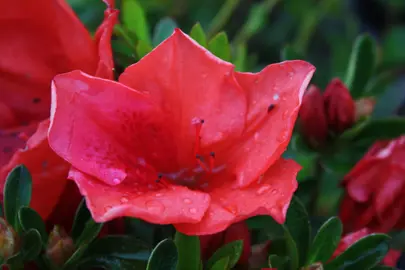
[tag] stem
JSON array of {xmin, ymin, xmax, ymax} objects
[
  {"xmin": 207, "ymin": 0, "xmax": 241, "ymax": 39},
  {"xmin": 233, "ymin": 0, "xmax": 280, "ymax": 45},
  {"xmin": 309, "ymin": 158, "xmax": 323, "ymax": 215}
]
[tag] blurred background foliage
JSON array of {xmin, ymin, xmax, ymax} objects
[{"xmin": 66, "ymin": 0, "xmax": 405, "ymax": 228}]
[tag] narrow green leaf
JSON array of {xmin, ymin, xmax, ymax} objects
[
  {"xmin": 345, "ymin": 34, "xmax": 378, "ymax": 98},
  {"xmin": 174, "ymin": 231, "xmax": 200, "ymax": 270},
  {"xmin": 370, "ymin": 266, "xmax": 396, "ymax": 270},
  {"xmin": 18, "ymin": 207, "xmax": 48, "ymax": 245},
  {"xmin": 281, "ymin": 45, "xmax": 304, "ymax": 61},
  {"xmin": 208, "ymin": 32, "xmax": 231, "ymax": 61},
  {"xmin": 136, "ymin": 40, "xmax": 153, "ymax": 59},
  {"xmin": 340, "ymin": 117, "xmax": 405, "ymax": 144},
  {"xmin": 325, "ymin": 234, "xmax": 390, "ymax": 270},
  {"xmin": 71, "ymin": 199, "xmax": 91, "ymax": 242},
  {"xmin": 233, "ymin": 44, "xmax": 247, "ymax": 72},
  {"xmin": 63, "ymin": 243, "xmax": 92, "ymax": 270},
  {"xmin": 364, "ymin": 72, "xmax": 397, "ymax": 97},
  {"xmin": 152, "ymin": 17, "xmax": 177, "ymax": 47},
  {"xmin": 77, "ymin": 256, "xmax": 141, "ymax": 270},
  {"xmin": 21, "ymin": 229, "xmax": 42, "ymax": 261},
  {"xmin": 268, "ymin": 254, "xmax": 289, "ymax": 269},
  {"xmin": 307, "ymin": 217, "xmax": 342, "ymax": 264},
  {"xmin": 206, "ymin": 240, "xmax": 243, "ymax": 270},
  {"xmin": 190, "ymin": 23, "xmax": 207, "ymax": 48},
  {"xmin": 210, "ymin": 256, "xmax": 230, "ymax": 270},
  {"xmin": 75, "ymin": 219, "xmax": 104, "ymax": 247},
  {"xmin": 86, "ymin": 235, "xmax": 151, "ymax": 261},
  {"xmin": 121, "ymin": 0, "xmax": 151, "ymax": 45},
  {"xmin": 268, "ymin": 235, "xmax": 298, "ymax": 270},
  {"xmin": 147, "ymin": 239, "xmax": 178, "ymax": 270},
  {"xmin": 3, "ymin": 165, "xmax": 32, "ymax": 230},
  {"xmin": 284, "ymin": 196, "xmax": 311, "ymax": 267}
]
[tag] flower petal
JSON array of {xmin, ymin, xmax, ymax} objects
[
  {"xmin": 49, "ymin": 71, "xmax": 179, "ymax": 186},
  {"xmin": 174, "ymin": 158, "xmax": 299, "ymax": 235},
  {"xmin": 70, "ymin": 168, "xmax": 210, "ymax": 224},
  {"xmin": 0, "ymin": 0, "xmax": 98, "ymax": 124},
  {"xmin": 0, "ymin": 120, "xmax": 69, "ymax": 219},
  {"xmin": 228, "ymin": 61, "xmax": 315, "ymax": 187},
  {"xmin": 119, "ymin": 29, "xmax": 247, "ymax": 167}
]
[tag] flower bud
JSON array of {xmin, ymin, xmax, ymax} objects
[
  {"xmin": 0, "ymin": 218, "xmax": 17, "ymax": 260},
  {"xmin": 355, "ymin": 97, "xmax": 376, "ymax": 121},
  {"xmin": 299, "ymin": 85, "xmax": 328, "ymax": 146},
  {"xmin": 323, "ymin": 78, "xmax": 355, "ymax": 133},
  {"xmin": 46, "ymin": 226, "xmax": 75, "ymax": 267}
]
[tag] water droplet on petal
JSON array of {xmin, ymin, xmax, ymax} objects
[
  {"xmin": 155, "ymin": 193, "xmax": 163, "ymax": 197},
  {"xmin": 256, "ymin": 184, "xmax": 271, "ymax": 195},
  {"xmin": 224, "ymin": 205, "xmax": 237, "ymax": 215},
  {"xmin": 183, "ymin": 198, "xmax": 192, "ymax": 204},
  {"xmin": 271, "ymin": 189, "xmax": 278, "ymax": 195},
  {"xmin": 189, "ymin": 208, "xmax": 197, "ymax": 214},
  {"xmin": 120, "ymin": 197, "xmax": 129, "ymax": 203},
  {"xmin": 112, "ymin": 178, "xmax": 120, "ymax": 184},
  {"xmin": 273, "ymin": 94, "xmax": 280, "ymax": 100},
  {"xmin": 145, "ymin": 200, "xmax": 165, "ymax": 214},
  {"xmin": 104, "ymin": 205, "xmax": 113, "ymax": 212},
  {"xmin": 254, "ymin": 132, "xmax": 260, "ymax": 141}
]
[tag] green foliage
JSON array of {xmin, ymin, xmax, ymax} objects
[
  {"xmin": 174, "ymin": 232, "xmax": 200, "ymax": 270},
  {"xmin": 147, "ymin": 239, "xmax": 178, "ymax": 270},
  {"xmin": 206, "ymin": 240, "xmax": 243, "ymax": 270},
  {"xmin": 208, "ymin": 32, "xmax": 231, "ymax": 61}
]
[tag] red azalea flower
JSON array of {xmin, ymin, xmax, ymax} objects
[
  {"xmin": 339, "ymin": 136, "xmax": 405, "ymax": 233},
  {"xmin": 0, "ymin": 0, "xmax": 117, "ymax": 227},
  {"xmin": 48, "ymin": 29, "xmax": 315, "ymax": 235},
  {"xmin": 323, "ymin": 78, "xmax": 355, "ymax": 133},
  {"xmin": 332, "ymin": 228, "xmax": 401, "ymax": 267},
  {"xmin": 200, "ymin": 221, "xmax": 251, "ymax": 265},
  {"xmin": 299, "ymin": 85, "xmax": 328, "ymax": 146}
]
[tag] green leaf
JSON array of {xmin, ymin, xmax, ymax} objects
[
  {"xmin": 21, "ymin": 229, "xmax": 42, "ymax": 261},
  {"xmin": 382, "ymin": 26, "xmax": 405, "ymax": 67},
  {"xmin": 174, "ymin": 231, "xmax": 200, "ymax": 270},
  {"xmin": 210, "ymin": 257, "xmax": 229, "ymax": 270},
  {"xmin": 206, "ymin": 240, "xmax": 243, "ymax": 270},
  {"xmin": 284, "ymin": 196, "xmax": 311, "ymax": 267},
  {"xmin": 233, "ymin": 44, "xmax": 247, "ymax": 72},
  {"xmin": 340, "ymin": 117, "xmax": 405, "ymax": 145},
  {"xmin": 325, "ymin": 234, "xmax": 390, "ymax": 270},
  {"xmin": 147, "ymin": 239, "xmax": 178, "ymax": 270},
  {"xmin": 190, "ymin": 23, "xmax": 207, "ymax": 48},
  {"xmin": 152, "ymin": 17, "xmax": 177, "ymax": 47},
  {"xmin": 268, "ymin": 236, "xmax": 298, "ymax": 270},
  {"xmin": 344, "ymin": 34, "xmax": 378, "ymax": 98},
  {"xmin": 77, "ymin": 256, "xmax": 142, "ymax": 270},
  {"xmin": 86, "ymin": 235, "xmax": 151, "ymax": 261},
  {"xmin": 208, "ymin": 32, "xmax": 231, "ymax": 62},
  {"xmin": 3, "ymin": 165, "xmax": 32, "ymax": 230},
  {"xmin": 18, "ymin": 207, "xmax": 48, "ymax": 245},
  {"xmin": 64, "ymin": 243, "xmax": 92, "ymax": 270},
  {"xmin": 121, "ymin": 0, "xmax": 151, "ymax": 45},
  {"xmin": 75, "ymin": 219, "xmax": 103, "ymax": 247},
  {"xmin": 136, "ymin": 40, "xmax": 153, "ymax": 59},
  {"xmin": 71, "ymin": 199, "xmax": 91, "ymax": 243},
  {"xmin": 370, "ymin": 266, "xmax": 396, "ymax": 270},
  {"xmin": 307, "ymin": 217, "xmax": 342, "ymax": 264},
  {"xmin": 281, "ymin": 45, "xmax": 304, "ymax": 61},
  {"xmin": 364, "ymin": 72, "xmax": 397, "ymax": 97},
  {"xmin": 268, "ymin": 254, "xmax": 289, "ymax": 269}
]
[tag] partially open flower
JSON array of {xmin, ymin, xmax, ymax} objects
[{"xmin": 46, "ymin": 226, "xmax": 75, "ymax": 267}]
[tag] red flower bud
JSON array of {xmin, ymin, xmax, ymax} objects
[
  {"xmin": 46, "ymin": 226, "xmax": 75, "ymax": 267},
  {"xmin": 299, "ymin": 85, "xmax": 328, "ymax": 146},
  {"xmin": 0, "ymin": 218, "xmax": 18, "ymax": 260},
  {"xmin": 323, "ymin": 78, "xmax": 355, "ymax": 133},
  {"xmin": 199, "ymin": 221, "xmax": 251, "ymax": 265}
]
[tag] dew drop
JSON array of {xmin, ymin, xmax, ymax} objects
[
  {"xmin": 224, "ymin": 205, "xmax": 237, "ymax": 215},
  {"xmin": 112, "ymin": 178, "xmax": 120, "ymax": 185},
  {"xmin": 271, "ymin": 189, "xmax": 278, "ymax": 195},
  {"xmin": 104, "ymin": 205, "xmax": 113, "ymax": 212},
  {"xmin": 256, "ymin": 185, "xmax": 271, "ymax": 195},
  {"xmin": 183, "ymin": 198, "xmax": 192, "ymax": 204},
  {"xmin": 282, "ymin": 110, "xmax": 289, "ymax": 120},
  {"xmin": 254, "ymin": 132, "xmax": 260, "ymax": 141},
  {"xmin": 120, "ymin": 197, "xmax": 129, "ymax": 203},
  {"xmin": 155, "ymin": 193, "xmax": 163, "ymax": 197},
  {"xmin": 145, "ymin": 200, "xmax": 165, "ymax": 213},
  {"xmin": 273, "ymin": 94, "xmax": 280, "ymax": 101},
  {"xmin": 189, "ymin": 208, "xmax": 197, "ymax": 214}
]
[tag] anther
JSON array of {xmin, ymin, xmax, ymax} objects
[
  {"xmin": 196, "ymin": 154, "xmax": 209, "ymax": 173},
  {"xmin": 267, "ymin": 104, "xmax": 275, "ymax": 113},
  {"xmin": 209, "ymin": 152, "xmax": 215, "ymax": 173},
  {"xmin": 155, "ymin": 173, "xmax": 169, "ymax": 188}
]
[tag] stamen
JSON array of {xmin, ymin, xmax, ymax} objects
[
  {"xmin": 196, "ymin": 154, "xmax": 209, "ymax": 173},
  {"xmin": 267, "ymin": 104, "xmax": 275, "ymax": 113},
  {"xmin": 155, "ymin": 173, "xmax": 169, "ymax": 188},
  {"xmin": 193, "ymin": 119, "xmax": 204, "ymax": 158},
  {"xmin": 209, "ymin": 152, "xmax": 215, "ymax": 173}
]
